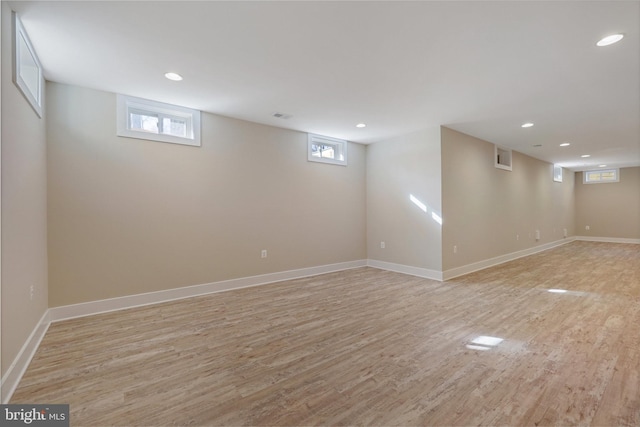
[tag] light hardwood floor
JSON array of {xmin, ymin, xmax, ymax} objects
[{"xmin": 10, "ymin": 241, "xmax": 640, "ymax": 426}]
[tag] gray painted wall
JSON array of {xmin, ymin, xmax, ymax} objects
[
  {"xmin": 366, "ymin": 127, "xmax": 443, "ymax": 272},
  {"xmin": 441, "ymin": 127, "xmax": 575, "ymax": 271},
  {"xmin": 46, "ymin": 83, "xmax": 366, "ymax": 307},
  {"xmin": 575, "ymin": 167, "xmax": 640, "ymax": 239}
]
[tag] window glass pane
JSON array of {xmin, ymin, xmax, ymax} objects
[
  {"xmin": 601, "ymin": 171, "xmax": 616, "ymax": 181},
  {"xmin": 18, "ymin": 33, "xmax": 40, "ymax": 101},
  {"xmin": 130, "ymin": 112, "xmax": 159, "ymax": 133},
  {"xmin": 162, "ymin": 117, "xmax": 187, "ymax": 137},
  {"xmin": 313, "ymin": 144, "xmax": 335, "ymax": 159},
  {"xmin": 587, "ymin": 172, "xmax": 601, "ymax": 182},
  {"xmin": 323, "ymin": 145, "xmax": 335, "ymax": 159}
]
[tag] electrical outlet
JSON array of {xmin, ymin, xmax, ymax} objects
[
  {"xmin": 30, "ymin": 285, "xmax": 35, "ymax": 300},
  {"xmin": 380, "ymin": 241, "xmax": 385, "ymax": 249},
  {"xmin": 585, "ymin": 225, "xmax": 590, "ymax": 231},
  {"xmin": 261, "ymin": 250, "xmax": 267, "ymax": 258},
  {"xmin": 453, "ymin": 245, "xmax": 457, "ymax": 254},
  {"xmin": 516, "ymin": 234, "xmax": 520, "ymax": 241}
]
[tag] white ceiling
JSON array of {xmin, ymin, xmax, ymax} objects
[{"xmin": 11, "ymin": 1, "xmax": 640, "ymax": 171}]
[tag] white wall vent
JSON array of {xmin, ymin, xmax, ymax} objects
[{"xmin": 495, "ymin": 145, "xmax": 513, "ymax": 171}]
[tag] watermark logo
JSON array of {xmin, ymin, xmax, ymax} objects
[{"xmin": 1, "ymin": 405, "xmax": 69, "ymax": 426}]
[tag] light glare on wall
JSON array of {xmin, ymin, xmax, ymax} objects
[
  {"xmin": 431, "ymin": 212, "xmax": 443, "ymax": 225},
  {"xmin": 409, "ymin": 194, "xmax": 427, "ymax": 212}
]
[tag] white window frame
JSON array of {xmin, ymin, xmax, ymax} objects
[
  {"xmin": 553, "ymin": 164, "xmax": 563, "ymax": 182},
  {"xmin": 583, "ymin": 168, "xmax": 619, "ymax": 184},
  {"xmin": 117, "ymin": 94, "xmax": 201, "ymax": 147},
  {"xmin": 12, "ymin": 11, "xmax": 43, "ymax": 118},
  {"xmin": 307, "ymin": 133, "xmax": 348, "ymax": 166}
]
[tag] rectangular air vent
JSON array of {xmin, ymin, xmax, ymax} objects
[{"xmin": 495, "ymin": 145, "xmax": 512, "ymax": 171}]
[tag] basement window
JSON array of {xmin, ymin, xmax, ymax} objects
[
  {"xmin": 117, "ymin": 95, "xmax": 201, "ymax": 147},
  {"xmin": 553, "ymin": 164, "xmax": 563, "ymax": 182},
  {"xmin": 584, "ymin": 168, "xmax": 619, "ymax": 184},
  {"xmin": 308, "ymin": 134, "xmax": 348, "ymax": 166},
  {"xmin": 12, "ymin": 12, "xmax": 43, "ymax": 117}
]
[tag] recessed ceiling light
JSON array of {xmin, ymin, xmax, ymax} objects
[
  {"xmin": 164, "ymin": 72, "xmax": 183, "ymax": 81},
  {"xmin": 596, "ymin": 34, "xmax": 624, "ymax": 47},
  {"xmin": 356, "ymin": 123, "xmax": 366, "ymax": 128},
  {"xmin": 599, "ymin": 164, "xmax": 607, "ymax": 167},
  {"xmin": 581, "ymin": 154, "xmax": 591, "ymax": 158},
  {"xmin": 521, "ymin": 122, "xmax": 534, "ymax": 128},
  {"xmin": 559, "ymin": 142, "xmax": 571, "ymax": 147}
]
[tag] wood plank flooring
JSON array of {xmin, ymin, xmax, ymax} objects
[{"xmin": 10, "ymin": 241, "xmax": 640, "ymax": 426}]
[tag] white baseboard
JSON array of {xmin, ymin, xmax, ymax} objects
[
  {"xmin": 48, "ymin": 260, "xmax": 367, "ymax": 322},
  {"xmin": 442, "ymin": 237, "xmax": 576, "ymax": 281},
  {"xmin": 367, "ymin": 259, "xmax": 443, "ymax": 281},
  {"xmin": 367, "ymin": 239, "xmax": 578, "ymax": 283},
  {"xmin": 575, "ymin": 236, "xmax": 640, "ymax": 244},
  {"xmin": 1, "ymin": 310, "xmax": 51, "ymax": 404}
]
